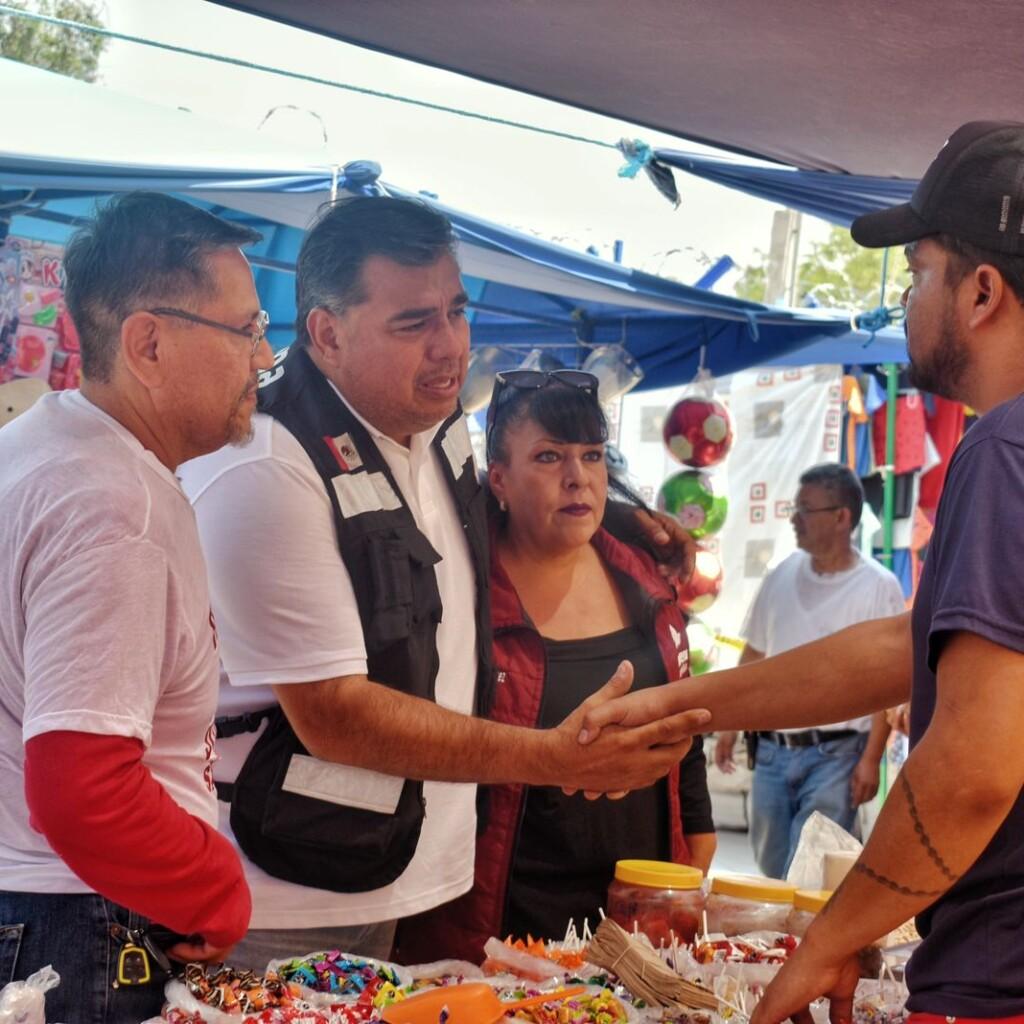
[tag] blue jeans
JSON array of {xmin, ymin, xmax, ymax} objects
[
  {"xmin": 0, "ymin": 891, "xmax": 167, "ymax": 1024},
  {"xmin": 749, "ymin": 733, "xmax": 867, "ymax": 879}
]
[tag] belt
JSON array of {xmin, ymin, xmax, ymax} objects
[
  {"xmin": 215, "ymin": 706, "xmax": 274, "ymax": 739},
  {"xmin": 758, "ymin": 728, "xmax": 861, "ymax": 748},
  {"xmin": 213, "ymin": 707, "xmax": 276, "ymax": 803}
]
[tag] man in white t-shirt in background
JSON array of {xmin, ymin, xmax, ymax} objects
[
  {"xmin": 715, "ymin": 463, "xmax": 905, "ymax": 878},
  {"xmin": 180, "ymin": 196, "xmax": 704, "ymax": 968},
  {"xmin": 0, "ymin": 193, "xmax": 273, "ymax": 1023}
]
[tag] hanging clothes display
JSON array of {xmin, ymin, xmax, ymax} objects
[{"xmin": 919, "ymin": 395, "xmax": 965, "ymax": 515}]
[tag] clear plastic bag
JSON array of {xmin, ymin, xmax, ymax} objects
[
  {"xmin": 786, "ymin": 811, "xmax": 862, "ymax": 891},
  {"xmin": 0, "ymin": 966, "xmax": 61, "ymax": 1024}
]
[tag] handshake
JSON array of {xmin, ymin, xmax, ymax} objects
[{"xmin": 541, "ymin": 660, "xmax": 711, "ymax": 799}]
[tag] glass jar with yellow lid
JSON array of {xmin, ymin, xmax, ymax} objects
[
  {"xmin": 786, "ymin": 889, "xmax": 833, "ymax": 936},
  {"xmin": 705, "ymin": 874, "xmax": 795, "ymax": 934},
  {"xmin": 606, "ymin": 859, "xmax": 705, "ymax": 945}
]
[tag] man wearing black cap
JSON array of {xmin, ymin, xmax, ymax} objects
[{"xmin": 580, "ymin": 122, "xmax": 1024, "ymax": 1021}]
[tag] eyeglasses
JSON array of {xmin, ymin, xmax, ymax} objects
[
  {"xmin": 147, "ymin": 307, "xmax": 270, "ymax": 357},
  {"xmin": 485, "ymin": 369, "xmax": 599, "ymax": 461},
  {"xmin": 791, "ymin": 504, "xmax": 843, "ymax": 517}
]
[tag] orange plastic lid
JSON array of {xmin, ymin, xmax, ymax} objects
[
  {"xmin": 710, "ymin": 874, "xmax": 795, "ymax": 904},
  {"xmin": 794, "ymin": 889, "xmax": 833, "ymax": 913},
  {"xmin": 613, "ymin": 859, "xmax": 704, "ymax": 890}
]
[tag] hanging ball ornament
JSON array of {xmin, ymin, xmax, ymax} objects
[
  {"xmin": 663, "ymin": 395, "xmax": 734, "ymax": 468},
  {"xmin": 685, "ymin": 616, "xmax": 720, "ymax": 676},
  {"xmin": 657, "ymin": 470, "xmax": 729, "ymax": 539},
  {"xmin": 676, "ymin": 548, "xmax": 723, "ymax": 615}
]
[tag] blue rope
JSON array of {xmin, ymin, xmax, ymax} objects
[
  {"xmin": 617, "ymin": 139, "xmax": 654, "ymax": 179},
  {"xmin": 852, "ymin": 304, "xmax": 904, "ymax": 336},
  {"xmin": 852, "ymin": 246, "xmax": 905, "ymax": 340},
  {"xmin": 0, "ymin": 4, "xmax": 617, "ymax": 152}
]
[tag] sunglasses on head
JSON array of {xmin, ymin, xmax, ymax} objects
[{"xmin": 485, "ymin": 369, "xmax": 600, "ymax": 461}]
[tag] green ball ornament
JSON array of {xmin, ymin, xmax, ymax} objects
[
  {"xmin": 685, "ymin": 616, "xmax": 719, "ymax": 675},
  {"xmin": 657, "ymin": 470, "xmax": 729, "ymax": 538}
]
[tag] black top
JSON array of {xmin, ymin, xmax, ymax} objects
[
  {"xmin": 906, "ymin": 394, "xmax": 1024, "ymax": 1016},
  {"xmin": 504, "ymin": 625, "xmax": 713, "ymax": 941}
]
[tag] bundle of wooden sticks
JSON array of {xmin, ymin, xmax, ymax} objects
[{"xmin": 586, "ymin": 918, "xmax": 719, "ymax": 1011}]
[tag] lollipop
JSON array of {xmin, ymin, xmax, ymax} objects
[
  {"xmin": 658, "ymin": 470, "xmax": 728, "ymax": 539},
  {"xmin": 676, "ymin": 549, "xmax": 723, "ymax": 615},
  {"xmin": 663, "ymin": 396, "xmax": 734, "ymax": 468}
]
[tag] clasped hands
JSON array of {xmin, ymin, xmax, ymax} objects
[{"xmin": 551, "ymin": 660, "xmax": 710, "ymax": 800}]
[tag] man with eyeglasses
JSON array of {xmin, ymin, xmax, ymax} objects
[
  {"xmin": 714, "ymin": 463, "xmax": 904, "ymax": 878},
  {"xmin": 0, "ymin": 192, "xmax": 272, "ymax": 1023},
  {"xmin": 179, "ymin": 195, "xmax": 705, "ymax": 967}
]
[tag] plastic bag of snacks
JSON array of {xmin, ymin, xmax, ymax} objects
[
  {"xmin": 160, "ymin": 963, "xmax": 302, "ymax": 1024},
  {"xmin": 266, "ymin": 951, "xmax": 411, "ymax": 1005},
  {"xmin": 0, "ymin": 965, "xmax": 61, "ymax": 1024},
  {"xmin": 492, "ymin": 981, "xmax": 642, "ymax": 1024}
]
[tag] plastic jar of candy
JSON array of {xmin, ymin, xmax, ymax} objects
[
  {"xmin": 607, "ymin": 859, "xmax": 705, "ymax": 946},
  {"xmin": 705, "ymin": 875, "xmax": 796, "ymax": 934},
  {"xmin": 786, "ymin": 889, "xmax": 833, "ymax": 936}
]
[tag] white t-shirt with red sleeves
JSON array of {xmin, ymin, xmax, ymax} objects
[{"xmin": 0, "ymin": 390, "xmax": 221, "ymax": 892}]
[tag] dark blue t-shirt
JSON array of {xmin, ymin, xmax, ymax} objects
[{"xmin": 907, "ymin": 395, "xmax": 1024, "ymax": 1016}]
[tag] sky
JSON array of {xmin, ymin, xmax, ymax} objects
[{"xmin": 91, "ymin": 0, "xmax": 831, "ymax": 289}]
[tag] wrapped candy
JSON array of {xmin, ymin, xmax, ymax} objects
[
  {"xmin": 657, "ymin": 472, "xmax": 728, "ymax": 539},
  {"xmin": 178, "ymin": 963, "xmax": 299, "ymax": 1017},
  {"xmin": 274, "ymin": 951, "xmax": 403, "ymax": 999}
]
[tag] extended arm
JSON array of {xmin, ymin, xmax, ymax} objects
[
  {"xmin": 750, "ymin": 630, "xmax": 1024, "ymax": 1024},
  {"xmin": 581, "ymin": 613, "xmax": 912, "ymax": 741},
  {"xmin": 712, "ymin": 643, "xmax": 764, "ymax": 772},
  {"xmin": 275, "ymin": 661, "xmax": 711, "ymax": 795}
]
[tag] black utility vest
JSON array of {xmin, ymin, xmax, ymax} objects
[{"xmin": 226, "ymin": 344, "xmax": 492, "ymax": 892}]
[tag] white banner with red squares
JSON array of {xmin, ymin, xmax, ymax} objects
[{"xmin": 619, "ymin": 364, "xmax": 842, "ymax": 666}]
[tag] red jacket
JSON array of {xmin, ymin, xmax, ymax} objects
[{"xmin": 397, "ymin": 523, "xmax": 693, "ymax": 964}]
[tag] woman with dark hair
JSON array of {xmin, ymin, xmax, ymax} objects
[{"xmin": 404, "ymin": 370, "xmax": 715, "ymax": 959}]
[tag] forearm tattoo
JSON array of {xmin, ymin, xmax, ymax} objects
[
  {"xmin": 846, "ymin": 768, "xmax": 959, "ymax": 900},
  {"xmin": 852, "ymin": 862, "xmax": 944, "ymax": 898},
  {"xmin": 899, "ymin": 769, "xmax": 959, "ymax": 882}
]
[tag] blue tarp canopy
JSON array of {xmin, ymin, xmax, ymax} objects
[
  {"xmin": 0, "ymin": 59, "xmax": 906, "ymax": 388},
  {"xmin": 652, "ymin": 150, "xmax": 917, "ymax": 229}
]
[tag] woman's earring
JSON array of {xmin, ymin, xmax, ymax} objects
[{"xmin": 499, "ymin": 499, "xmax": 508, "ymax": 512}]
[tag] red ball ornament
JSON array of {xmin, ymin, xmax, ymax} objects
[
  {"xmin": 676, "ymin": 549, "xmax": 723, "ymax": 615},
  {"xmin": 663, "ymin": 395, "xmax": 734, "ymax": 468}
]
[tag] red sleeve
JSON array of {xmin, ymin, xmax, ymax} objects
[{"xmin": 24, "ymin": 731, "xmax": 250, "ymax": 948}]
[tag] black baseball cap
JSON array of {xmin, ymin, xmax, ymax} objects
[{"xmin": 851, "ymin": 121, "xmax": 1024, "ymax": 253}]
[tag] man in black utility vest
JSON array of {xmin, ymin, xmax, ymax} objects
[{"xmin": 181, "ymin": 196, "xmax": 704, "ymax": 966}]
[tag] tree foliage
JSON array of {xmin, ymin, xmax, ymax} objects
[
  {"xmin": 0, "ymin": 0, "xmax": 107, "ymax": 82},
  {"xmin": 735, "ymin": 224, "xmax": 910, "ymax": 312}
]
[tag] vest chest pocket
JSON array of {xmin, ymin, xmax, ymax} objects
[{"xmin": 363, "ymin": 529, "xmax": 443, "ymax": 651}]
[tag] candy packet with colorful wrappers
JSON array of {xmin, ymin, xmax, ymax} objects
[{"xmin": 266, "ymin": 951, "xmax": 411, "ymax": 1005}]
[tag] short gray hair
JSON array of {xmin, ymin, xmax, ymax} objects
[
  {"xmin": 799, "ymin": 462, "xmax": 864, "ymax": 529},
  {"xmin": 63, "ymin": 192, "xmax": 261, "ymax": 382}
]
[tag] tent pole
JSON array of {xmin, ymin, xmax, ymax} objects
[
  {"xmin": 881, "ymin": 362, "xmax": 897, "ymax": 565},
  {"xmin": 876, "ymin": 243, "xmax": 897, "ymax": 808}
]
